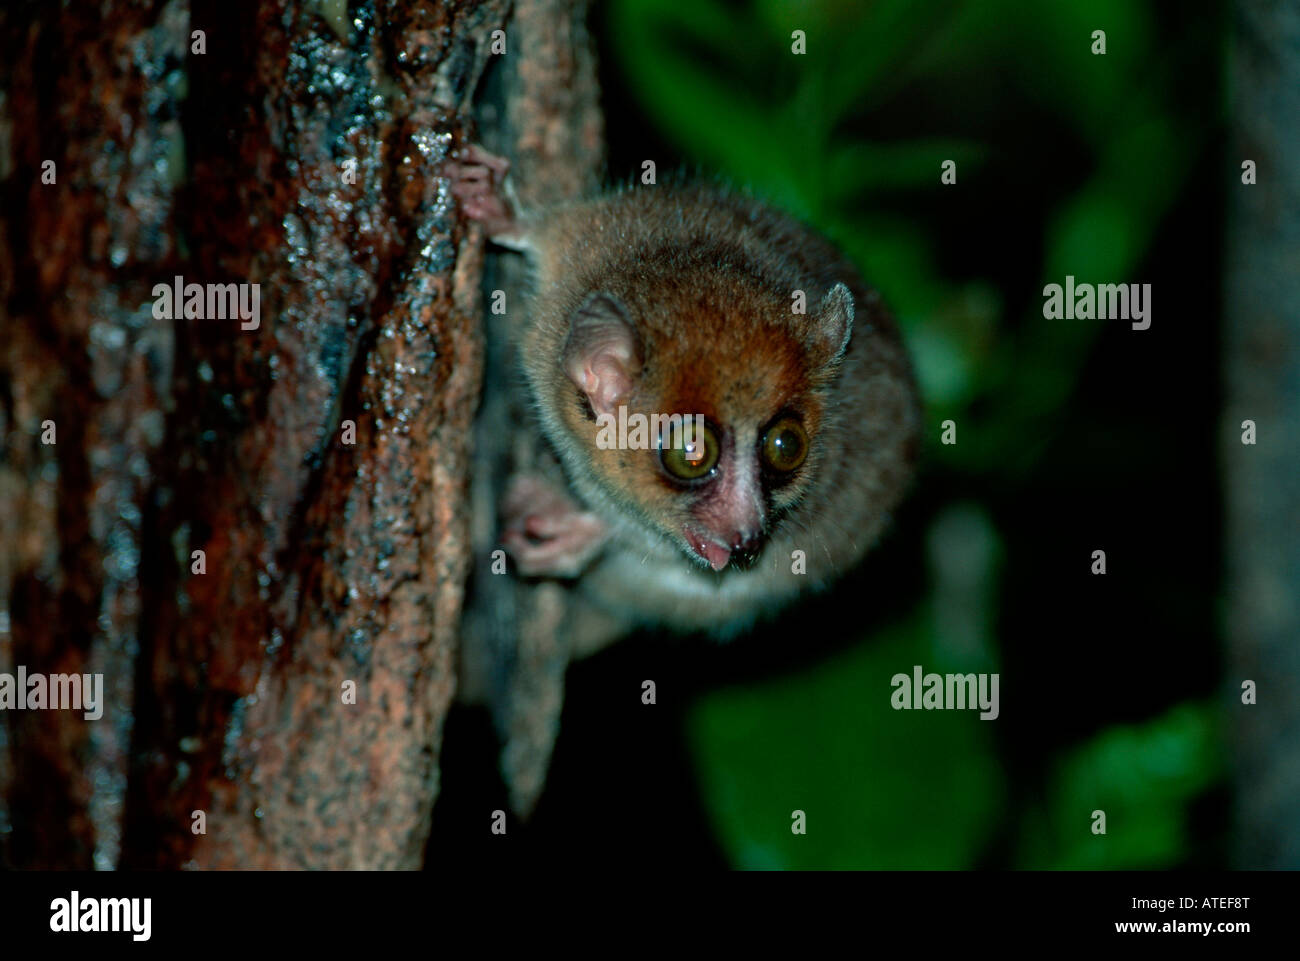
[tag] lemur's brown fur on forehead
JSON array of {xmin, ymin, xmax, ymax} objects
[{"xmin": 619, "ymin": 265, "xmax": 816, "ymax": 427}]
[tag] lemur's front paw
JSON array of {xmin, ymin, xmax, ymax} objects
[
  {"xmin": 501, "ymin": 474, "xmax": 608, "ymax": 578},
  {"xmin": 441, "ymin": 144, "xmax": 519, "ymax": 240}
]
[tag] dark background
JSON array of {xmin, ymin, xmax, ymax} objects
[{"xmin": 430, "ymin": 0, "xmax": 1229, "ymax": 868}]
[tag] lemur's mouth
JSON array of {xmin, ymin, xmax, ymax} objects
[
  {"xmin": 683, "ymin": 527, "xmax": 732, "ymax": 572},
  {"xmin": 682, "ymin": 526, "xmax": 765, "ymax": 572}
]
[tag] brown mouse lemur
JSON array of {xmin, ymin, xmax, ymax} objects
[{"xmin": 448, "ymin": 145, "xmax": 920, "ymax": 648}]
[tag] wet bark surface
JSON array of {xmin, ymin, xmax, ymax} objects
[{"xmin": 0, "ymin": 0, "xmax": 519, "ymax": 869}]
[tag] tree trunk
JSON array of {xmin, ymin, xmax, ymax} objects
[
  {"xmin": 459, "ymin": 0, "xmax": 604, "ymax": 819},
  {"xmin": 1225, "ymin": 0, "xmax": 1300, "ymax": 869},
  {"xmin": 0, "ymin": 0, "xmax": 561, "ymax": 870}
]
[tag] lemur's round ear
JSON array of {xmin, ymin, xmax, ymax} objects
[
  {"xmin": 805, "ymin": 282, "xmax": 855, "ymax": 368},
  {"xmin": 562, "ymin": 292, "xmax": 644, "ymax": 419}
]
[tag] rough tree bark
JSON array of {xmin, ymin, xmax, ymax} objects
[
  {"xmin": 0, "ymin": 0, "xmax": 594, "ymax": 870},
  {"xmin": 1225, "ymin": 0, "xmax": 1300, "ymax": 869}
]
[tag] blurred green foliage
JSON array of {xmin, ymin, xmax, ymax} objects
[
  {"xmin": 688, "ymin": 614, "xmax": 1005, "ymax": 869},
  {"xmin": 609, "ymin": 0, "xmax": 1201, "ymax": 469},
  {"xmin": 1016, "ymin": 702, "xmax": 1221, "ymax": 869},
  {"xmin": 689, "ymin": 630, "xmax": 1220, "ymax": 869},
  {"xmin": 609, "ymin": 0, "xmax": 1222, "ymax": 868}
]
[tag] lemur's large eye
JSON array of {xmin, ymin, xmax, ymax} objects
[
  {"xmin": 659, "ymin": 421, "xmax": 719, "ymax": 481},
  {"xmin": 761, "ymin": 416, "xmax": 807, "ymax": 473}
]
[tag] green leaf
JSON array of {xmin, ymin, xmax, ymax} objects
[
  {"xmin": 687, "ymin": 617, "xmax": 1004, "ymax": 869},
  {"xmin": 1017, "ymin": 702, "xmax": 1222, "ymax": 869}
]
